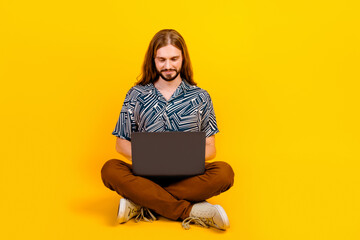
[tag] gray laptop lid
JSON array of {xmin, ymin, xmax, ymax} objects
[{"xmin": 131, "ymin": 131, "xmax": 206, "ymax": 178}]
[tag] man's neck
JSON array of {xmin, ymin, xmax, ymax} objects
[{"xmin": 154, "ymin": 76, "xmax": 182, "ymax": 91}]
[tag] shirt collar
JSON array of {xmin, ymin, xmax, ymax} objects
[
  {"xmin": 181, "ymin": 77, "xmax": 193, "ymax": 91},
  {"xmin": 147, "ymin": 77, "xmax": 192, "ymax": 97}
]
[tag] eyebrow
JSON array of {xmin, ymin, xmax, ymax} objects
[{"xmin": 156, "ymin": 55, "xmax": 180, "ymax": 59}]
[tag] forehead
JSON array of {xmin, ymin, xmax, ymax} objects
[{"xmin": 155, "ymin": 44, "xmax": 182, "ymax": 58}]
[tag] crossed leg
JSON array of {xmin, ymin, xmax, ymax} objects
[{"xmin": 101, "ymin": 159, "xmax": 234, "ymax": 220}]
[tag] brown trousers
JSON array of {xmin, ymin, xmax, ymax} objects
[{"xmin": 101, "ymin": 159, "xmax": 234, "ymax": 221}]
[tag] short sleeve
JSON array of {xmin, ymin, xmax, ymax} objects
[
  {"xmin": 112, "ymin": 89, "xmax": 137, "ymax": 141},
  {"xmin": 200, "ymin": 91, "xmax": 220, "ymax": 137}
]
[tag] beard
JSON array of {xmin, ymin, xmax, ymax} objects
[{"xmin": 157, "ymin": 68, "xmax": 181, "ymax": 82}]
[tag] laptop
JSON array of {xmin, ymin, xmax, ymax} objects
[{"xmin": 131, "ymin": 131, "xmax": 206, "ymax": 178}]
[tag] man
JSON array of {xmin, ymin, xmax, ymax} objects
[{"xmin": 101, "ymin": 29, "xmax": 234, "ymax": 230}]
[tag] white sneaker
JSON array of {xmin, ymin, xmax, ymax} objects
[
  {"xmin": 116, "ymin": 198, "xmax": 141, "ymax": 224},
  {"xmin": 181, "ymin": 201, "xmax": 230, "ymax": 230},
  {"xmin": 116, "ymin": 198, "xmax": 157, "ymax": 224}
]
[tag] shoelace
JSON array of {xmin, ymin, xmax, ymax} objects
[
  {"xmin": 181, "ymin": 217, "xmax": 210, "ymax": 230},
  {"xmin": 134, "ymin": 207, "xmax": 157, "ymax": 223}
]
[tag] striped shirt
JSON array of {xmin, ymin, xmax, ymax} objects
[{"xmin": 112, "ymin": 78, "xmax": 219, "ymax": 141}]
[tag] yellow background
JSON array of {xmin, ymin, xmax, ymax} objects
[{"xmin": 1, "ymin": 0, "xmax": 359, "ymax": 239}]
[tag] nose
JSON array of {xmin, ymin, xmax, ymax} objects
[{"xmin": 165, "ymin": 60, "xmax": 171, "ymax": 69}]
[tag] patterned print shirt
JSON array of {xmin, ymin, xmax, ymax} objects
[{"xmin": 112, "ymin": 78, "xmax": 219, "ymax": 141}]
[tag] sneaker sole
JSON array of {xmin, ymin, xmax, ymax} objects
[
  {"xmin": 116, "ymin": 198, "xmax": 127, "ymax": 224},
  {"xmin": 213, "ymin": 205, "xmax": 230, "ymax": 229}
]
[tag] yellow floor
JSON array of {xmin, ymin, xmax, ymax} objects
[{"xmin": 3, "ymin": 153, "xmax": 359, "ymax": 240}]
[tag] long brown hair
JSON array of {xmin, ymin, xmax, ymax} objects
[{"xmin": 135, "ymin": 29, "xmax": 197, "ymax": 86}]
